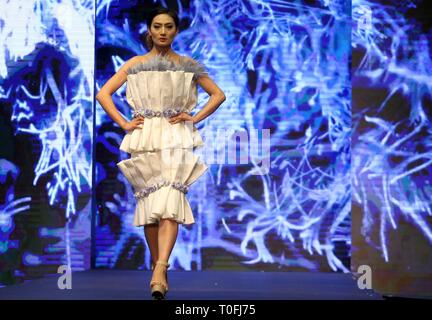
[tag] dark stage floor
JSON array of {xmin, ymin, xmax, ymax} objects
[{"xmin": 0, "ymin": 270, "xmax": 382, "ymax": 300}]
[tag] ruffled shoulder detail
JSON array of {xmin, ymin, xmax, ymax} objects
[{"xmin": 126, "ymin": 54, "xmax": 208, "ymax": 80}]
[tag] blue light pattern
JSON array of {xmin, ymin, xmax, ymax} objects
[
  {"xmin": 352, "ymin": 0, "xmax": 432, "ymax": 262},
  {"xmin": 0, "ymin": 0, "xmax": 93, "ymax": 284}
]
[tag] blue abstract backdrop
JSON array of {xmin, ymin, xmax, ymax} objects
[
  {"xmin": 351, "ymin": 0, "xmax": 432, "ymax": 293},
  {"xmin": 0, "ymin": 0, "xmax": 94, "ymax": 285}
]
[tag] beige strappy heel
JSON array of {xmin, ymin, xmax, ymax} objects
[{"xmin": 150, "ymin": 260, "xmax": 170, "ymax": 300}]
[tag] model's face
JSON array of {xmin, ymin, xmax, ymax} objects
[{"xmin": 149, "ymin": 14, "xmax": 178, "ymax": 47}]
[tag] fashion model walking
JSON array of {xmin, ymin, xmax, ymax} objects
[{"xmin": 96, "ymin": 6, "xmax": 226, "ymax": 299}]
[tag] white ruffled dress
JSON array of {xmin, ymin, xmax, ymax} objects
[{"xmin": 116, "ymin": 55, "xmax": 208, "ymax": 226}]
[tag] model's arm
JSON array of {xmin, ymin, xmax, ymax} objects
[
  {"xmin": 192, "ymin": 74, "xmax": 226, "ymax": 125},
  {"xmin": 165, "ymin": 56, "xmax": 226, "ymax": 126},
  {"xmin": 95, "ymin": 56, "xmax": 144, "ymax": 132}
]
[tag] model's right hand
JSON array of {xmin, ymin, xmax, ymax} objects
[{"xmin": 122, "ymin": 116, "xmax": 144, "ymax": 133}]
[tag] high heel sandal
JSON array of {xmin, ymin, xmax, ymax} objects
[{"xmin": 150, "ymin": 260, "xmax": 170, "ymax": 300}]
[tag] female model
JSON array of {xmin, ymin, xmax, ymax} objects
[{"xmin": 96, "ymin": 6, "xmax": 226, "ymax": 299}]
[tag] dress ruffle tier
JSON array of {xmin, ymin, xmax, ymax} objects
[
  {"xmin": 117, "ymin": 149, "xmax": 208, "ymax": 226},
  {"xmin": 119, "ymin": 118, "xmax": 204, "ymax": 153}
]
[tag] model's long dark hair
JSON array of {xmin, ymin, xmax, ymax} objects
[{"xmin": 140, "ymin": 6, "xmax": 180, "ymax": 51}]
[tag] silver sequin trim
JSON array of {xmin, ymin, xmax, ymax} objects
[
  {"xmin": 132, "ymin": 107, "xmax": 189, "ymax": 119},
  {"xmin": 134, "ymin": 179, "xmax": 189, "ymax": 199}
]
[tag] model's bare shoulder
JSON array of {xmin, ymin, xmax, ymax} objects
[
  {"xmin": 181, "ymin": 55, "xmax": 198, "ymax": 64},
  {"xmin": 118, "ymin": 56, "xmax": 139, "ymax": 74},
  {"xmin": 135, "ymin": 53, "xmax": 154, "ymax": 64}
]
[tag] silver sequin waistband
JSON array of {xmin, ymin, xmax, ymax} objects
[
  {"xmin": 134, "ymin": 179, "xmax": 189, "ymax": 199},
  {"xmin": 132, "ymin": 107, "xmax": 189, "ymax": 119}
]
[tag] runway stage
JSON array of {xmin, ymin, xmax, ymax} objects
[{"xmin": 0, "ymin": 270, "xmax": 381, "ymax": 300}]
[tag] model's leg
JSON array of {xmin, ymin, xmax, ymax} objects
[
  {"xmin": 151, "ymin": 218, "xmax": 178, "ymax": 288},
  {"xmin": 157, "ymin": 218, "xmax": 179, "ymax": 261},
  {"xmin": 144, "ymin": 223, "xmax": 159, "ymax": 269}
]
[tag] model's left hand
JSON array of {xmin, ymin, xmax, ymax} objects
[{"xmin": 168, "ymin": 112, "xmax": 195, "ymax": 125}]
